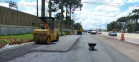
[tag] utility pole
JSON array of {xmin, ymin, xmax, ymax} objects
[
  {"xmin": 37, "ymin": 0, "xmax": 38, "ymax": 17},
  {"xmin": 41, "ymin": 0, "xmax": 45, "ymax": 17},
  {"xmin": 49, "ymin": 0, "xmax": 52, "ymax": 17}
]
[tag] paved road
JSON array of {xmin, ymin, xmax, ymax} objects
[
  {"xmin": 0, "ymin": 35, "xmax": 81, "ymax": 62},
  {"xmin": 8, "ymin": 33, "xmax": 134, "ymax": 62}
]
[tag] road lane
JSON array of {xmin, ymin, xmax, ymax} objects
[{"xmin": 8, "ymin": 33, "xmax": 134, "ymax": 62}]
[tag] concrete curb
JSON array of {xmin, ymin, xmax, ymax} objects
[{"xmin": 0, "ymin": 42, "xmax": 34, "ymax": 52}]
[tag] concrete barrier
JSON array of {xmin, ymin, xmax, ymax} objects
[
  {"xmin": 0, "ymin": 24, "xmax": 35, "ymax": 35},
  {"xmin": 0, "ymin": 24, "xmax": 72, "ymax": 35},
  {"xmin": 102, "ymin": 32, "xmax": 139, "ymax": 39}
]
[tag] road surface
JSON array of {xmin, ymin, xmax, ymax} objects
[{"xmin": 6, "ymin": 33, "xmax": 134, "ymax": 62}]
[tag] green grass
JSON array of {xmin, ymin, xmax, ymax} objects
[
  {"xmin": 59, "ymin": 31, "xmax": 71, "ymax": 36},
  {"xmin": 0, "ymin": 33, "xmax": 33, "ymax": 44},
  {"xmin": 0, "ymin": 33, "xmax": 33, "ymax": 40}
]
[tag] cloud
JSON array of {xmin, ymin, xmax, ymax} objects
[
  {"xmin": 0, "ymin": 2, "xmax": 9, "ymax": 7},
  {"xmin": 126, "ymin": 0, "xmax": 138, "ymax": 3},
  {"xmin": 0, "ymin": 0, "xmax": 49, "ymax": 16},
  {"xmin": 74, "ymin": 1, "xmax": 122, "ymax": 29},
  {"xmin": 1, "ymin": 0, "xmax": 139, "ymax": 30},
  {"xmin": 110, "ymin": 6, "xmax": 139, "ymax": 21},
  {"xmin": 17, "ymin": 0, "xmax": 49, "ymax": 16},
  {"xmin": 74, "ymin": 0, "xmax": 139, "ymax": 30}
]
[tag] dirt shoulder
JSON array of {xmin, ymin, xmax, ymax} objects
[{"xmin": 93, "ymin": 35, "xmax": 139, "ymax": 62}]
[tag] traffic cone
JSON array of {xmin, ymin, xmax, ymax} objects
[
  {"xmin": 120, "ymin": 33, "xmax": 125, "ymax": 40},
  {"xmin": 70, "ymin": 32, "xmax": 72, "ymax": 34}
]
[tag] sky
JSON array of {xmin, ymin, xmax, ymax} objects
[{"xmin": 0, "ymin": 0, "xmax": 139, "ymax": 30}]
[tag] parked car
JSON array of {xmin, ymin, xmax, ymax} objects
[
  {"xmin": 98, "ymin": 31, "xmax": 102, "ymax": 34},
  {"xmin": 108, "ymin": 31, "xmax": 117, "ymax": 36},
  {"xmin": 91, "ymin": 30, "xmax": 97, "ymax": 34}
]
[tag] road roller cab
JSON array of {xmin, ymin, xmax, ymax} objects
[{"xmin": 33, "ymin": 17, "xmax": 59, "ymax": 44}]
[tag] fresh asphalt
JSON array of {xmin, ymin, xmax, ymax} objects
[
  {"xmin": 0, "ymin": 35, "xmax": 81, "ymax": 62},
  {"xmin": 1, "ymin": 33, "xmax": 134, "ymax": 62}
]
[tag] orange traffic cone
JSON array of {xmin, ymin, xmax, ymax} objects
[
  {"xmin": 70, "ymin": 32, "xmax": 72, "ymax": 34},
  {"xmin": 120, "ymin": 33, "xmax": 125, "ymax": 40}
]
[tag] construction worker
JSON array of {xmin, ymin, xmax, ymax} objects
[{"xmin": 42, "ymin": 20, "xmax": 48, "ymax": 29}]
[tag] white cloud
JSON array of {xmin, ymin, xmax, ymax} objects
[
  {"xmin": 110, "ymin": 6, "xmax": 139, "ymax": 22},
  {"xmin": 74, "ymin": 1, "xmax": 122, "ymax": 29},
  {"xmin": 0, "ymin": 0, "xmax": 49, "ymax": 16},
  {"xmin": 17, "ymin": 0, "xmax": 49, "ymax": 16},
  {"xmin": 1, "ymin": 0, "xmax": 139, "ymax": 30},
  {"xmin": 126, "ymin": 0, "xmax": 138, "ymax": 3},
  {"xmin": 0, "ymin": 2, "xmax": 9, "ymax": 7},
  {"xmin": 74, "ymin": 0, "xmax": 139, "ymax": 30}
]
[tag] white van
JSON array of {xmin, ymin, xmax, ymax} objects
[
  {"xmin": 91, "ymin": 29, "xmax": 97, "ymax": 34},
  {"xmin": 88, "ymin": 30, "xmax": 92, "ymax": 33}
]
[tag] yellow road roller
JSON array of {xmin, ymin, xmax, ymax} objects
[
  {"xmin": 33, "ymin": 17, "xmax": 59, "ymax": 44},
  {"xmin": 77, "ymin": 28, "xmax": 82, "ymax": 35}
]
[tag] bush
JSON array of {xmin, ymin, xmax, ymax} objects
[
  {"xmin": 59, "ymin": 31, "xmax": 71, "ymax": 36},
  {"xmin": 64, "ymin": 31, "xmax": 70, "ymax": 34},
  {"xmin": 62, "ymin": 32, "xmax": 66, "ymax": 35}
]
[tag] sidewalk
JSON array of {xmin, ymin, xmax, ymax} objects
[{"xmin": 100, "ymin": 34, "xmax": 139, "ymax": 45}]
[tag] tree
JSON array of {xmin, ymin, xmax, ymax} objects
[
  {"xmin": 54, "ymin": 13, "xmax": 61, "ymax": 21},
  {"xmin": 107, "ymin": 21, "xmax": 122, "ymax": 31},
  {"xmin": 74, "ymin": 23, "xmax": 82, "ymax": 30},
  {"xmin": 60, "ymin": 0, "xmax": 64, "ymax": 32},
  {"xmin": 63, "ymin": 16, "xmax": 72, "ymax": 25},
  {"xmin": 127, "ymin": 23, "xmax": 133, "ymax": 33},
  {"xmin": 131, "ymin": 9, "xmax": 139, "ymax": 33},
  {"xmin": 51, "ymin": 0, "xmax": 83, "ymax": 32},
  {"xmin": 117, "ymin": 17, "xmax": 129, "ymax": 32}
]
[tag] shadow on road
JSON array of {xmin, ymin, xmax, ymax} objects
[
  {"xmin": 89, "ymin": 48, "xmax": 98, "ymax": 51},
  {"xmin": 33, "ymin": 42, "xmax": 57, "ymax": 45}
]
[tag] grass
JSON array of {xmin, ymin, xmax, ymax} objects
[
  {"xmin": 0, "ymin": 33, "xmax": 33, "ymax": 44},
  {"xmin": 59, "ymin": 31, "xmax": 71, "ymax": 36},
  {"xmin": 0, "ymin": 33, "xmax": 33, "ymax": 40},
  {"xmin": 0, "ymin": 31, "xmax": 71, "ymax": 45}
]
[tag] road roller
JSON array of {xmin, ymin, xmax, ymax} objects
[
  {"xmin": 33, "ymin": 17, "xmax": 59, "ymax": 44},
  {"xmin": 77, "ymin": 28, "xmax": 82, "ymax": 35}
]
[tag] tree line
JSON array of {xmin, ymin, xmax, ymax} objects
[
  {"xmin": 47, "ymin": 0, "xmax": 83, "ymax": 32},
  {"xmin": 107, "ymin": 9, "xmax": 139, "ymax": 33}
]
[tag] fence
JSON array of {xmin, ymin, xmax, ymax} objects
[{"xmin": 0, "ymin": 6, "xmax": 72, "ymax": 35}]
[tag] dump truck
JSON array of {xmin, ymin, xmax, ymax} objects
[
  {"xmin": 33, "ymin": 17, "xmax": 59, "ymax": 44},
  {"xmin": 77, "ymin": 28, "xmax": 82, "ymax": 35}
]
